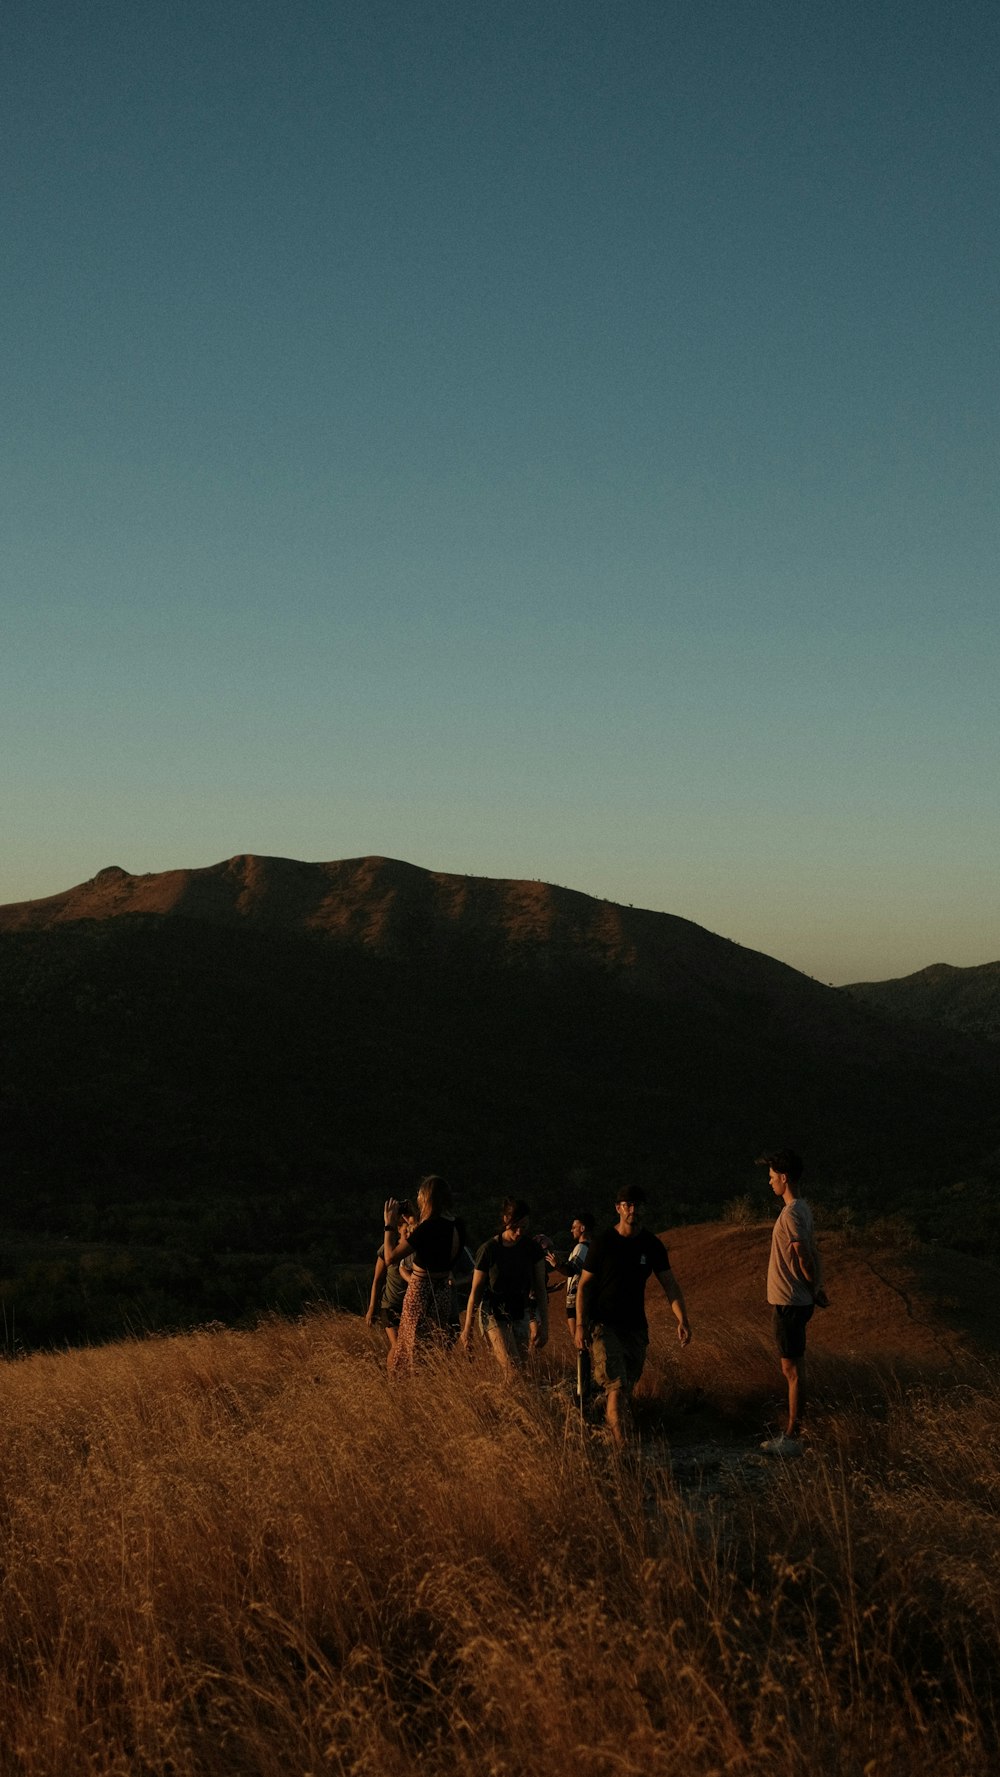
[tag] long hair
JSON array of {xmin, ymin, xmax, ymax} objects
[{"xmin": 417, "ymin": 1174, "xmax": 452, "ymax": 1218}]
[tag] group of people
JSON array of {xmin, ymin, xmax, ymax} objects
[{"xmin": 364, "ymin": 1148, "xmax": 826, "ymax": 1452}]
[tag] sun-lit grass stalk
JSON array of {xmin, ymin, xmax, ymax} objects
[{"xmin": 0, "ymin": 1313, "xmax": 995, "ymax": 1774}]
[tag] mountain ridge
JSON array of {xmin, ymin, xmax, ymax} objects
[
  {"xmin": 846, "ymin": 958, "xmax": 1000, "ymax": 1044},
  {"xmin": 0, "ymin": 851, "xmax": 839, "ymax": 1017}
]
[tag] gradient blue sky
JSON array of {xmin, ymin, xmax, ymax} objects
[{"xmin": 3, "ymin": 0, "xmax": 997, "ymax": 983}]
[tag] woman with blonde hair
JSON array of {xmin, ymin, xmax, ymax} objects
[{"xmin": 383, "ymin": 1176, "xmax": 466, "ymax": 1373}]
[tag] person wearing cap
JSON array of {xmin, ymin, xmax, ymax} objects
[
  {"xmin": 574, "ymin": 1190, "xmax": 690, "ymax": 1448},
  {"xmin": 760, "ymin": 1148, "xmax": 828, "ymax": 1454}
]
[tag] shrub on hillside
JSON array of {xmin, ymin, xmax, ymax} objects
[
  {"xmin": 868, "ymin": 1212, "xmax": 919, "ymax": 1250},
  {"xmin": 721, "ymin": 1193, "xmax": 757, "ymax": 1226}
]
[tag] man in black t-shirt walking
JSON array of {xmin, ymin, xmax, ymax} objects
[{"xmin": 575, "ymin": 1190, "xmax": 691, "ymax": 1448}]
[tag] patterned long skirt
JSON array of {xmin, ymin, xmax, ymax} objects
[{"xmin": 389, "ymin": 1268, "xmax": 455, "ymax": 1374}]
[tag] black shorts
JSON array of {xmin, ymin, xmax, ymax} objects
[{"xmin": 773, "ymin": 1305, "xmax": 813, "ymax": 1360}]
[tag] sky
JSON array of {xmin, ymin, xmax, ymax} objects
[{"xmin": 2, "ymin": 0, "xmax": 998, "ymax": 985}]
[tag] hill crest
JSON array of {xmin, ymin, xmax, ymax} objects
[
  {"xmin": 846, "ymin": 957, "xmax": 1000, "ymax": 1043},
  {"xmin": 0, "ymin": 852, "xmax": 828, "ymax": 1013}
]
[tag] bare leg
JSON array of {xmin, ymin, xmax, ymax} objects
[
  {"xmin": 385, "ymin": 1326, "xmax": 398, "ymax": 1374},
  {"xmin": 486, "ymin": 1322, "xmax": 519, "ymax": 1378},
  {"xmin": 605, "ymin": 1381, "xmax": 629, "ymax": 1448},
  {"xmin": 781, "ymin": 1356, "xmax": 803, "ymax": 1436}
]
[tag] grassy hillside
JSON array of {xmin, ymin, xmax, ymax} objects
[
  {"xmin": 1, "ymin": 1228, "xmax": 998, "ymax": 1775},
  {"xmin": 846, "ymin": 959, "xmax": 1000, "ymax": 1045}
]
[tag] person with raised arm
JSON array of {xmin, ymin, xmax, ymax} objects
[
  {"xmin": 383, "ymin": 1176, "xmax": 465, "ymax": 1374},
  {"xmin": 365, "ymin": 1199, "xmax": 417, "ymax": 1370}
]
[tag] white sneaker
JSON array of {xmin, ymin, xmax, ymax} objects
[{"xmin": 760, "ymin": 1433, "xmax": 803, "ymax": 1455}]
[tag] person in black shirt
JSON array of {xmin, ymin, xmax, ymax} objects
[
  {"xmin": 461, "ymin": 1198, "xmax": 549, "ymax": 1376},
  {"xmin": 575, "ymin": 1189, "xmax": 690, "ymax": 1447},
  {"xmin": 383, "ymin": 1176, "xmax": 465, "ymax": 1373}
]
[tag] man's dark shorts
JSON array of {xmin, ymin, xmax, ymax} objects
[
  {"xmin": 773, "ymin": 1305, "xmax": 813, "ymax": 1360},
  {"xmin": 590, "ymin": 1324, "xmax": 648, "ymax": 1393}
]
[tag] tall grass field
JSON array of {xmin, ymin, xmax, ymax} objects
[{"xmin": 0, "ymin": 1306, "xmax": 997, "ymax": 1775}]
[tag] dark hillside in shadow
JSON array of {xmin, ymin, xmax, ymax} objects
[
  {"xmin": 846, "ymin": 958, "xmax": 1000, "ymax": 1045},
  {"xmin": 1, "ymin": 857, "xmax": 998, "ymax": 1349}
]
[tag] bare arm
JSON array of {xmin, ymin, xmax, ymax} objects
[
  {"xmin": 574, "ymin": 1270, "xmax": 594, "ymax": 1350},
  {"xmin": 382, "ymin": 1197, "xmax": 414, "ymax": 1268},
  {"xmin": 530, "ymin": 1259, "xmax": 549, "ymax": 1348},
  {"xmin": 656, "ymin": 1267, "xmax": 691, "ymax": 1346},
  {"xmin": 461, "ymin": 1269, "xmax": 488, "ymax": 1345},
  {"xmin": 366, "ymin": 1254, "xmax": 388, "ymax": 1325},
  {"xmin": 789, "ymin": 1239, "xmax": 814, "ymax": 1283},
  {"xmin": 384, "ymin": 1232, "xmax": 414, "ymax": 1267},
  {"xmin": 790, "ymin": 1240, "xmax": 828, "ymax": 1304}
]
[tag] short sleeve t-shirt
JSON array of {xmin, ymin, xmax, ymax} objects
[
  {"xmin": 475, "ymin": 1235, "xmax": 545, "ymax": 1321},
  {"xmin": 583, "ymin": 1228, "xmax": 669, "ymax": 1334},
  {"xmin": 409, "ymin": 1216, "xmax": 464, "ymax": 1272},
  {"xmin": 564, "ymin": 1239, "xmax": 590, "ymax": 1311},
  {"xmin": 767, "ymin": 1199, "xmax": 818, "ymax": 1306},
  {"xmin": 379, "ymin": 1254, "xmax": 411, "ymax": 1314}
]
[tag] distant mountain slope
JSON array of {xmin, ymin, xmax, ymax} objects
[
  {"xmin": 845, "ymin": 960, "xmax": 1000, "ymax": 1044},
  {"xmin": 0, "ymin": 853, "xmax": 951, "ymax": 1049},
  {"xmin": 1, "ymin": 856, "xmax": 998, "ymax": 1270},
  {"xmin": 0, "ymin": 853, "xmax": 832, "ymax": 1017}
]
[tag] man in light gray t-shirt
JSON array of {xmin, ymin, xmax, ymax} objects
[
  {"xmin": 760, "ymin": 1149, "xmax": 828, "ymax": 1452},
  {"xmin": 768, "ymin": 1195, "xmax": 819, "ymax": 1307}
]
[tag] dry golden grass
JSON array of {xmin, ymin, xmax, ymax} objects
[{"xmin": 0, "ymin": 1308, "xmax": 997, "ymax": 1777}]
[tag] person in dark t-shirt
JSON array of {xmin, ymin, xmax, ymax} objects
[
  {"xmin": 575, "ymin": 1190, "xmax": 691, "ymax": 1447},
  {"xmin": 383, "ymin": 1176, "xmax": 465, "ymax": 1373},
  {"xmin": 461, "ymin": 1198, "xmax": 549, "ymax": 1376}
]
